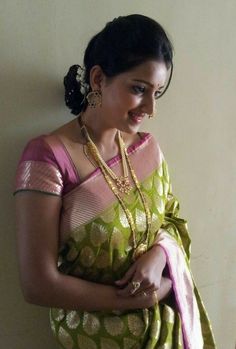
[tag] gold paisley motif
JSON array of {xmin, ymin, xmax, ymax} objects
[
  {"xmin": 142, "ymin": 176, "xmax": 153, "ymax": 191},
  {"xmin": 135, "ymin": 208, "xmax": 147, "ymax": 232},
  {"xmin": 83, "ymin": 312, "xmax": 100, "ymax": 335},
  {"xmin": 158, "ymin": 344, "xmax": 172, "ymax": 349},
  {"xmin": 123, "ymin": 337, "xmax": 139, "ymax": 349},
  {"xmin": 72, "ymin": 226, "xmax": 86, "ymax": 243},
  {"xmin": 96, "ymin": 249, "xmax": 110, "ymax": 269},
  {"xmin": 157, "ymin": 163, "xmax": 163, "ymax": 177},
  {"xmin": 58, "ymin": 326, "xmax": 74, "ymax": 349},
  {"xmin": 162, "ymin": 180, "xmax": 169, "ymax": 197},
  {"xmin": 49, "ymin": 316, "xmax": 56, "ymax": 334},
  {"xmin": 90, "ymin": 223, "xmax": 108, "ymax": 247},
  {"xmin": 143, "ymin": 191, "xmax": 153, "ymax": 208},
  {"xmin": 153, "ymin": 194, "xmax": 165, "ymax": 215},
  {"xmin": 127, "ymin": 314, "xmax": 145, "ymax": 337},
  {"xmin": 79, "ymin": 246, "xmax": 95, "ymax": 267},
  {"xmin": 119, "ymin": 205, "xmax": 129, "ymax": 228},
  {"xmin": 104, "ymin": 316, "xmax": 124, "ymax": 336},
  {"xmin": 163, "ymin": 305, "xmax": 175, "ymax": 324},
  {"xmin": 66, "ymin": 310, "xmax": 80, "ymax": 329},
  {"xmin": 51, "ymin": 308, "xmax": 66, "ymax": 322},
  {"xmin": 111, "ymin": 227, "xmax": 124, "ymax": 249},
  {"xmin": 155, "ymin": 177, "xmax": 163, "ymax": 196},
  {"xmin": 100, "ymin": 206, "xmax": 116, "ymax": 223},
  {"xmin": 77, "ymin": 334, "xmax": 97, "ymax": 349},
  {"xmin": 151, "ymin": 213, "xmax": 160, "ymax": 232},
  {"xmin": 162, "ymin": 161, "xmax": 170, "ymax": 182},
  {"xmin": 150, "ymin": 319, "xmax": 161, "ymax": 339},
  {"xmin": 100, "ymin": 337, "xmax": 120, "ymax": 349},
  {"xmin": 66, "ymin": 245, "xmax": 78, "ymax": 262}
]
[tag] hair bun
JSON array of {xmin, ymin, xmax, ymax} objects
[{"xmin": 64, "ymin": 65, "xmax": 86, "ymax": 115}]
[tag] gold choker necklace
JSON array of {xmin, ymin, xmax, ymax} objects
[
  {"xmin": 78, "ymin": 113, "xmax": 152, "ymax": 260},
  {"xmin": 79, "ymin": 114, "xmax": 132, "ymax": 195}
]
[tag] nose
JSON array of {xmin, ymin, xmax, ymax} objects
[{"xmin": 142, "ymin": 94, "xmax": 156, "ymax": 116}]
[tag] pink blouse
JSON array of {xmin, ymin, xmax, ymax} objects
[{"xmin": 14, "ymin": 133, "xmax": 151, "ymax": 196}]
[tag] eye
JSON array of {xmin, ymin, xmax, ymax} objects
[
  {"xmin": 132, "ymin": 85, "xmax": 145, "ymax": 94},
  {"xmin": 154, "ymin": 90, "xmax": 163, "ymax": 99}
]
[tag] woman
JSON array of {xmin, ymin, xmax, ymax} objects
[{"xmin": 14, "ymin": 14, "xmax": 216, "ymax": 349}]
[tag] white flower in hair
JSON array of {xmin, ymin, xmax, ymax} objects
[{"xmin": 76, "ymin": 65, "xmax": 90, "ymax": 96}]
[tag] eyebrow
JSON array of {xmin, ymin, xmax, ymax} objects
[{"xmin": 132, "ymin": 79, "xmax": 165, "ymax": 90}]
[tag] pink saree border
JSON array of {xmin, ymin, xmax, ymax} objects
[
  {"xmin": 63, "ymin": 132, "xmax": 153, "ymax": 198},
  {"xmin": 59, "ymin": 134, "xmax": 163, "ymax": 242},
  {"xmin": 157, "ymin": 230, "xmax": 204, "ymax": 349}
]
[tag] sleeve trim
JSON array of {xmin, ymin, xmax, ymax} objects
[
  {"xmin": 13, "ymin": 189, "xmax": 62, "ymax": 197},
  {"xmin": 14, "ymin": 160, "xmax": 63, "ymax": 196}
]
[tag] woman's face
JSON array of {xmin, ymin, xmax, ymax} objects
[{"xmin": 100, "ymin": 60, "xmax": 169, "ymax": 134}]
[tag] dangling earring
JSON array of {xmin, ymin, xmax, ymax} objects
[
  {"xmin": 149, "ymin": 112, "xmax": 156, "ymax": 119},
  {"xmin": 86, "ymin": 90, "xmax": 102, "ymax": 108}
]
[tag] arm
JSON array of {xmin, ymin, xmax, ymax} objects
[
  {"xmin": 115, "ymin": 243, "xmax": 171, "ymax": 298},
  {"xmin": 15, "ymin": 191, "xmax": 163, "ymax": 311}
]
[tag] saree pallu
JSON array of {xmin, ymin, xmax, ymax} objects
[{"xmin": 14, "ymin": 133, "xmax": 216, "ymax": 349}]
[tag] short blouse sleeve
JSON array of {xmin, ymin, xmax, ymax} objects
[{"xmin": 13, "ymin": 136, "xmax": 63, "ymax": 196}]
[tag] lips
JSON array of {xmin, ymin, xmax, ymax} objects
[{"xmin": 128, "ymin": 112, "xmax": 146, "ymax": 124}]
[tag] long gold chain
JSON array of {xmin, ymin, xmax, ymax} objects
[
  {"xmin": 80, "ymin": 117, "xmax": 132, "ymax": 195},
  {"xmin": 78, "ymin": 113, "xmax": 152, "ymax": 260}
]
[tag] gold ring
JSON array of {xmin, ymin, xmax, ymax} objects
[{"xmin": 130, "ymin": 281, "xmax": 141, "ymax": 294}]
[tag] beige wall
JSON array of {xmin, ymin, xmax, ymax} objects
[{"xmin": 1, "ymin": 1, "xmax": 235, "ymax": 348}]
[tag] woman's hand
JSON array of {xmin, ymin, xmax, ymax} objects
[
  {"xmin": 115, "ymin": 245, "xmax": 167, "ymax": 297},
  {"xmin": 120, "ymin": 276, "xmax": 173, "ymax": 311}
]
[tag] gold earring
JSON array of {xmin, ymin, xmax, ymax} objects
[
  {"xmin": 86, "ymin": 90, "xmax": 102, "ymax": 108},
  {"xmin": 149, "ymin": 112, "xmax": 156, "ymax": 119}
]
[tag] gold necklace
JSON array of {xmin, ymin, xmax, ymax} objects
[
  {"xmin": 78, "ymin": 113, "xmax": 152, "ymax": 260},
  {"xmin": 83, "ymin": 144, "xmax": 98, "ymax": 168},
  {"xmin": 79, "ymin": 114, "xmax": 132, "ymax": 195}
]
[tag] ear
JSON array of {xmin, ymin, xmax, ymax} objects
[{"xmin": 89, "ymin": 65, "xmax": 107, "ymax": 90}]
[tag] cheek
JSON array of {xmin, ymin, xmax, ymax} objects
[{"xmin": 104, "ymin": 89, "xmax": 137, "ymax": 111}]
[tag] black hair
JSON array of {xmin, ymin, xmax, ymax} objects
[{"xmin": 64, "ymin": 14, "xmax": 174, "ymax": 115}]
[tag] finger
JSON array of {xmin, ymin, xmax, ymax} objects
[
  {"xmin": 135, "ymin": 285, "xmax": 155, "ymax": 297},
  {"xmin": 115, "ymin": 263, "xmax": 136, "ymax": 286},
  {"xmin": 116, "ymin": 279, "xmax": 141, "ymax": 297}
]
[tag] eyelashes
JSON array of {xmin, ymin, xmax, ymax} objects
[
  {"xmin": 133, "ymin": 86, "xmax": 145, "ymax": 93},
  {"xmin": 132, "ymin": 85, "xmax": 162, "ymax": 99}
]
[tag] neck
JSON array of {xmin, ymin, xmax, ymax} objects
[{"xmin": 80, "ymin": 108, "xmax": 119, "ymax": 153}]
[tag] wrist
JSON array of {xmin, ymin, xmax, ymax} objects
[{"xmin": 149, "ymin": 244, "xmax": 166, "ymax": 267}]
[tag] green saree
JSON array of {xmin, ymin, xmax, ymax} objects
[{"xmin": 14, "ymin": 133, "xmax": 216, "ymax": 349}]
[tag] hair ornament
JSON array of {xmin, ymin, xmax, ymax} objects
[{"xmin": 76, "ymin": 65, "xmax": 90, "ymax": 96}]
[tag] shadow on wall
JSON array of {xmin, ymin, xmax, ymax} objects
[{"xmin": 0, "ymin": 63, "xmax": 65, "ymax": 348}]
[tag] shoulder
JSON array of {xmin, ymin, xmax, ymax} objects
[
  {"xmin": 138, "ymin": 131, "xmax": 164, "ymax": 159},
  {"xmin": 19, "ymin": 135, "xmax": 57, "ymax": 165},
  {"xmin": 14, "ymin": 135, "xmax": 64, "ymax": 196}
]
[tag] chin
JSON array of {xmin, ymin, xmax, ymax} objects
[{"xmin": 119, "ymin": 124, "xmax": 140, "ymax": 135}]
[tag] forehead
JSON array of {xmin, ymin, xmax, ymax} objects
[{"xmin": 119, "ymin": 60, "xmax": 168, "ymax": 87}]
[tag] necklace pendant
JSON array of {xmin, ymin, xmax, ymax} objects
[
  {"xmin": 132, "ymin": 243, "xmax": 148, "ymax": 260},
  {"xmin": 116, "ymin": 176, "xmax": 132, "ymax": 194}
]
